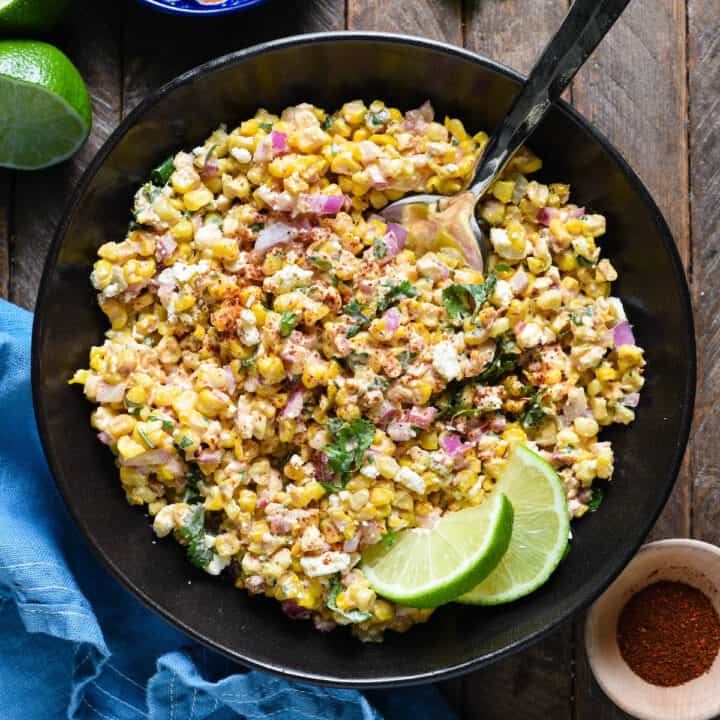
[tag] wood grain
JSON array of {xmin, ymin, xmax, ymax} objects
[
  {"xmin": 348, "ymin": 0, "xmax": 461, "ymax": 43},
  {"xmin": 573, "ymin": 1, "xmax": 690, "ymax": 716},
  {"xmin": 688, "ymin": 0, "xmax": 720, "ymax": 545},
  {"xmin": 123, "ymin": 0, "xmax": 344, "ymax": 115},
  {"xmin": 10, "ymin": 0, "xmax": 123, "ymax": 309},
  {"xmin": 464, "ymin": 0, "xmax": 567, "ymax": 76},
  {"xmin": 0, "ymin": 171, "xmax": 10, "ymax": 300}
]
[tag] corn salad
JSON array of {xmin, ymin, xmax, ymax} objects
[{"xmin": 72, "ymin": 100, "xmax": 645, "ymax": 641}]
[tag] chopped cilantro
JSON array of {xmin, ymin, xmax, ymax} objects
[
  {"xmin": 308, "ymin": 255, "xmax": 331, "ymax": 271},
  {"xmin": 259, "ymin": 120, "xmax": 273, "ymax": 132},
  {"xmin": 142, "ymin": 182, "xmax": 162, "ymax": 204},
  {"xmin": 571, "ymin": 307, "xmax": 593, "ymax": 325},
  {"xmin": 322, "ymin": 116, "xmax": 333, "ymax": 131},
  {"xmin": 321, "ymin": 417, "xmax": 376, "ymax": 492},
  {"xmin": 150, "ymin": 156, "xmax": 174, "ymax": 186},
  {"xmin": 397, "ymin": 350, "xmax": 417, "ymax": 370},
  {"xmin": 203, "ymin": 143, "xmax": 219, "ymax": 169},
  {"xmin": 327, "ymin": 577, "xmax": 371, "ymax": 623},
  {"xmin": 372, "ymin": 238, "xmax": 388, "ymax": 259},
  {"xmin": 343, "ymin": 299, "xmax": 372, "ymax": 338},
  {"xmin": 125, "ymin": 398, "xmax": 143, "ymax": 417},
  {"xmin": 381, "ymin": 529, "xmax": 398, "ymax": 549},
  {"xmin": 345, "ymin": 351, "xmax": 369, "ymax": 371},
  {"xmin": 177, "ymin": 436, "xmax": 193, "ymax": 450},
  {"xmin": 451, "ymin": 407, "xmax": 486, "ymax": 421},
  {"xmin": 178, "ymin": 504, "xmax": 213, "ymax": 568},
  {"xmin": 476, "ymin": 331, "xmax": 520, "ymax": 383},
  {"xmin": 148, "ymin": 415, "xmax": 174, "ymax": 432},
  {"xmin": 588, "ymin": 487, "xmax": 604, "ymax": 512},
  {"xmin": 250, "ymin": 222, "xmax": 265, "ymax": 232},
  {"xmin": 366, "ymin": 109, "xmax": 389, "ymax": 127},
  {"xmin": 368, "ymin": 376, "xmax": 389, "ymax": 392},
  {"xmin": 183, "ymin": 462, "xmax": 204, "ymax": 504},
  {"xmin": 521, "ymin": 389, "xmax": 546, "ymax": 429},
  {"xmin": 494, "ymin": 262, "xmax": 511, "ymax": 272},
  {"xmin": 137, "ymin": 427, "xmax": 155, "ymax": 449},
  {"xmin": 377, "ymin": 280, "xmax": 418, "ymax": 313},
  {"xmin": 442, "ymin": 270, "xmax": 498, "ymax": 321},
  {"xmin": 451, "ymin": 137, "xmax": 460, "ymax": 146},
  {"xmin": 279, "ymin": 311, "xmax": 299, "ymax": 338},
  {"xmin": 576, "ymin": 255, "xmax": 595, "ymax": 268}
]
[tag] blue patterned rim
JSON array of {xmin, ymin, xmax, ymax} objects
[{"xmin": 136, "ymin": 0, "xmax": 270, "ymax": 15}]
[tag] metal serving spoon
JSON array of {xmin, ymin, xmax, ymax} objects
[{"xmin": 381, "ymin": 0, "xmax": 633, "ymax": 271}]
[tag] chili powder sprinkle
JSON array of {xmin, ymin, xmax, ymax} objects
[{"xmin": 617, "ymin": 580, "xmax": 720, "ymax": 687}]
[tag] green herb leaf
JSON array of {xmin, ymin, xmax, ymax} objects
[
  {"xmin": 142, "ymin": 182, "xmax": 162, "ymax": 204},
  {"xmin": 570, "ymin": 307, "xmax": 593, "ymax": 325},
  {"xmin": 397, "ymin": 350, "xmax": 417, "ymax": 370},
  {"xmin": 323, "ymin": 417, "xmax": 376, "ymax": 490},
  {"xmin": 125, "ymin": 398, "xmax": 143, "ymax": 417},
  {"xmin": 588, "ymin": 487, "xmax": 604, "ymax": 512},
  {"xmin": 576, "ymin": 255, "xmax": 595, "ymax": 268},
  {"xmin": 259, "ymin": 120, "xmax": 273, "ymax": 132},
  {"xmin": 343, "ymin": 299, "xmax": 372, "ymax": 338},
  {"xmin": 183, "ymin": 462, "xmax": 204, "ymax": 504},
  {"xmin": 308, "ymin": 255, "xmax": 331, "ymax": 271},
  {"xmin": 150, "ymin": 156, "xmax": 174, "ymax": 186},
  {"xmin": 322, "ymin": 116, "xmax": 333, "ymax": 131},
  {"xmin": 327, "ymin": 577, "xmax": 371, "ymax": 623},
  {"xmin": 372, "ymin": 238, "xmax": 388, "ymax": 259},
  {"xmin": 345, "ymin": 351, "xmax": 369, "ymax": 371},
  {"xmin": 368, "ymin": 376, "xmax": 389, "ymax": 391},
  {"xmin": 280, "ymin": 311, "xmax": 299, "ymax": 338},
  {"xmin": 476, "ymin": 331, "xmax": 520, "ymax": 384},
  {"xmin": 441, "ymin": 271, "xmax": 498, "ymax": 321},
  {"xmin": 494, "ymin": 262, "xmax": 511, "ymax": 272},
  {"xmin": 137, "ymin": 427, "xmax": 155, "ymax": 449},
  {"xmin": 178, "ymin": 504, "xmax": 214, "ymax": 568},
  {"xmin": 451, "ymin": 407, "xmax": 485, "ymax": 421},
  {"xmin": 250, "ymin": 222, "xmax": 265, "ymax": 232},
  {"xmin": 381, "ymin": 530, "xmax": 398, "ymax": 549},
  {"xmin": 203, "ymin": 143, "xmax": 219, "ymax": 169},
  {"xmin": 521, "ymin": 389, "xmax": 546, "ymax": 429},
  {"xmin": 366, "ymin": 109, "xmax": 389, "ymax": 127},
  {"xmin": 148, "ymin": 415, "xmax": 174, "ymax": 432},
  {"xmin": 377, "ymin": 280, "xmax": 418, "ymax": 313},
  {"xmin": 177, "ymin": 436, "xmax": 193, "ymax": 450}
]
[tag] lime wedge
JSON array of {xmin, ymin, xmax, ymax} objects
[
  {"xmin": 0, "ymin": 0, "xmax": 69, "ymax": 33},
  {"xmin": 459, "ymin": 444, "xmax": 570, "ymax": 605},
  {"xmin": 0, "ymin": 40, "xmax": 91, "ymax": 170},
  {"xmin": 362, "ymin": 492, "xmax": 514, "ymax": 608}
]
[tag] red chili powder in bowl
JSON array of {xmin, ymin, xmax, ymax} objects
[{"xmin": 616, "ymin": 580, "xmax": 720, "ymax": 687}]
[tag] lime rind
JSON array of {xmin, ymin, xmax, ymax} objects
[
  {"xmin": 459, "ymin": 444, "xmax": 570, "ymax": 606},
  {"xmin": 362, "ymin": 492, "xmax": 514, "ymax": 608}
]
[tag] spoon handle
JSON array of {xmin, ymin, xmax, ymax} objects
[{"xmin": 468, "ymin": 0, "xmax": 632, "ymax": 199}]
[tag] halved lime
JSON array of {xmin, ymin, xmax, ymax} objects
[
  {"xmin": 0, "ymin": 0, "xmax": 69, "ymax": 33},
  {"xmin": 459, "ymin": 444, "xmax": 569, "ymax": 605},
  {"xmin": 0, "ymin": 40, "xmax": 91, "ymax": 170},
  {"xmin": 362, "ymin": 492, "xmax": 513, "ymax": 608}
]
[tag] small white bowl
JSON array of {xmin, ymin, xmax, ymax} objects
[{"xmin": 586, "ymin": 539, "xmax": 720, "ymax": 720}]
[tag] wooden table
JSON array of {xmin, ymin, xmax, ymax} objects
[{"xmin": 0, "ymin": 0, "xmax": 714, "ymax": 717}]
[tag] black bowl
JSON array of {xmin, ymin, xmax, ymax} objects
[{"xmin": 32, "ymin": 32, "xmax": 695, "ymax": 687}]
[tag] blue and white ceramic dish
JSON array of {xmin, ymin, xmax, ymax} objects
[{"xmin": 136, "ymin": 0, "xmax": 270, "ymax": 16}]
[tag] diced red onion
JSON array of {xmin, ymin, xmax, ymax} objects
[
  {"xmin": 357, "ymin": 140, "xmax": 381, "ymax": 163},
  {"xmin": 254, "ymin": 222, "xmax": 296, "ymax": 253},
  {"xmin": 405, "ymin": 405, "xmax": 436, "ymax": 429},
  {"xmin": 155, "ymin": 235, "xmax": 177, "ymax": 263},
  {"xmin": 315, "ymin": 452, "xmax": 333, "ymax": 484},
  {"xmin": 282, "ymin": 600, "xmax": 311, "ymax": 620},
  {"xmin": 613, "ymin": 321, "xmax": 636, "ymax": 348},
  {"xmin": 387, "ymin": 421, "xmax": 415, "ymax": 442},
  {"xmin": 358, "ymin": 278, "xmax": 374, "ymax": 295},
  {"xmin": 303, "ymin": 193, "xmax": 346, "ymax": 215},
  {"xmin": 367, "ymin": 164, "xmax": 388, "ymax": 189},
  {"xmin": 490, "ymin": 416, "xmax": 507, "ymax": 433},
  {"xmin": 509, "ymin": 268, "xmax": 528, "ymax": 294},
  {"xmin": 359, "ymin": 521, "xmax": 384, "ymax": 547},
  {"xmin": 96, "ymin": 382, "xmax": 127, "ymax": 404},
  {"xmin": 622, "ymin": 392, "xmax": 641, "ymax": 408},
  {"xmin": 441, "ymin": 434, "xmax": 466, "ymax": 457},
  {"xmin": 377, "ymin": 223, "xmax": 407, "ymax": 264},
  {"xmin": 270, "ymin": 131, "xmax": 288, "ymax": 155},
  {"xmin": 279, "ymin": 388, "xmax": 304, "ymax": 419},
  {"xmin": 269, "ymin": 515, "xmax": 293, "ymax": 534},
  {"xmin": 119, "ymin": 448, "xmax": 172, "ymax": 467},
  {"xmin": 97, "ymin": 431, "xmax": 114, "ymax": 446},
  {"xmin": 375, "ymin": 401, "xmax": 399, "ymax": 425},
  {"xmin": 245, "ymin": 576, "xmax": 266, "ymax": 594},
  {"xmin": 343, "ymin": 534, "xmax": 360, "ymax": 553},
  {"xmin": 313, "ymin": 615, "xmax": 336, "ymax": 633},
  {"xmin": 157, "ymin": 282, "xmax": 174, "ymax": 304},
  {"xmin": 253, "ymin": 139, "xmax": 271, "ymax": 163},
  {"xmin": 404, "ymin": 100, "xmax": 434, "ymax": 130},
  {"xmin": 201, "ymin": 157, "xmax": 219, "ymax": 179},
  {"xmin": 197, "ymin": 449, "xmax": 222, "ymax": 465},
  {"xmin": 164, "ymin": 456, "xmax": 186, "ymax": 478},
  {"xmin": 537, "ymin": 207, "xmax": 560, "ymax": 226},
  {"xmin": 570, "ymin": 206, "xmax": 586, "ymax": 218},
  {"xmin": 383, "ymin": 307, "xmax": 401, "ymax": 332},
  {"xmin": 416, "ymin": 508, "xmax": 441, "ymax": 530},
  {"xmin": 223, "ymin": 365, "xmax": 236, "ymax": 395}
]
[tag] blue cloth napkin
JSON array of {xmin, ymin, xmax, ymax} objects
[{"xmin": 0, "ymin": 300, "xmax": 457, "ymax": 720}]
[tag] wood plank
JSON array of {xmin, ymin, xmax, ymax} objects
[
  {"xmin": 0, "ymin": 171, "xmax": 10, "ymax": 300},
  {"xmin": 348, "ymin": 0, "xmax": 461, "ymax": 43},
  {"xmin": 464, "ymin": 0, "xmax": 567, "ymax": 76},
  {"xmin": 688, "ymin": 0, "xmax": 720, "ymax": 545},
  {"xmin": 123, "ymin": 0, "xmax": 344, "ymax": 115},
  {"xmin": 10, "ymin": 0, "xmax": 123, "ymax": 309},
  {"xmin": 571, "ymin": 0, "xmax": 690, "ymax": 540},
  {"xmin": 573, "ymin": 1, "xmax": 690, "ymax": 717},
  {"xmin": 461, "ymin": 3, "xmax": 574, "ymax": 719}
]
